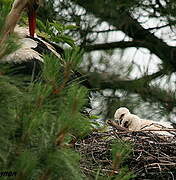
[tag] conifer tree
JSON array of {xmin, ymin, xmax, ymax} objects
[
  {"xmin": 0, "ymin": 1, "xmax": 92, "ymax": 179},
  {"xmin": 0, "ymin": 1, "xmax": 134, "ymax": 179}
]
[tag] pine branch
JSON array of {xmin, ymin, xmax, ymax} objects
[
  {"xmin": 86, "ymin": 70, "xmax": 175, "ymax": 111},
  {"xmin": 84, "ymin": 40, "xmax": 146, "ymax": 52},
  {"xmin": 71, "ymin": 0, "xmax": 176, "ymax": 71}
]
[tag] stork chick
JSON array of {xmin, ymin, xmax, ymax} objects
[
  {"xmin": 114, "ymin": 107, "xmax": 130, "ymax": 125},
  {"xmin": 121, "ymin": 114, "xmax": 142, "ymax": 131},
  {"xmin": 114, "ymin": 107, "xmax": 175, "ymax": 136},
  {"xmin": 121, "ymin": 113, "xmax": 175, "ymax": 136}
]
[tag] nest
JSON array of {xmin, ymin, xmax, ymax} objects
[{"xmin": 75, "ymin": 120, "xmax": 176, "ymax": 179}]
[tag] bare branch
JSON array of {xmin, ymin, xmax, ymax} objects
[
  {"xmin": 86, "ymin": 70, "xmax": 175, "ymax": 111},
  {"xmin": 84, "ymin": 41, "xmax": 146, "ymax": 52},
  {"xmin": 71, "ymin": 0, "xmax": 176, "ymax": 71}
]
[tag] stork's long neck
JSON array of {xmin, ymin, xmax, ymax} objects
[
  {"xmin": 28, "ymin": 9, "xmax": 36, "ymax": 37},
  {"xmin": 27, "ymin": 0, "xmax": 40, "ymax": 37},
  {"xmin": 2, "ymin": 0, "xmax": 39, "ymax": 40}
]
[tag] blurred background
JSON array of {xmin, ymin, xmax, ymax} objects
[{"xmin": 38, "ymin": 0, "xmax": 176, "ymax": 123}]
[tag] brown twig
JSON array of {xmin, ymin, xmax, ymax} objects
[{"xmin": 75, "ymin": 127, "xmax": 176, "ymax": 179}]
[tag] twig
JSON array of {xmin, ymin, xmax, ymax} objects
[{"xmin": 108, "ymin": 120, "xmax": 176, "ymax": 133}]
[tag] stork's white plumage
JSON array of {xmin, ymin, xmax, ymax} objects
[
  {"xmin": 1, "ymin": 25, "xmax": 64, "ymax": 77},
  {"xmin": 114, "ymin": 107, "xmax": 175, "ymax": 136},
  {"xmin": 114, "ymin": 107, "xmax": 130, "ymax": 125},
  {"xmin": 0, "ymin": 0, "xmax": 91, "ymax": 89},
  {"xmin": 121, "ymin": 114, "xmax": 142, "ymax": 131},
  {"xmin": 0, "ymin": 0, "xmax": 63, "ymax": 76},
  {"xmin": 2, "ymin": 25, "xmax": 62, "ymax": 63},
  {"xmin": 122, "ymin": 113, "xmax": 175, "ymax": 136}
]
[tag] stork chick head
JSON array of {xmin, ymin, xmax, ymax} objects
[
  {"xmin": 114, "ymin": 107, "xmax": 130, "ymax": 125},
  {"xmin": 121, "ymin": 114, "xmax": 141, "ymax": 131}
]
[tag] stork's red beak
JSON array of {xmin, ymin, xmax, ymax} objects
[{"xmin": 28, "ymin": 9, "xmax": 36, "ymax": 37}]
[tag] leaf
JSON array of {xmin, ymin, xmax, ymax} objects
[
  {"xmin": 37, "ymin": 19, "xmax": 47, "ymax": 32},
  {"xmin": 89, "ymin": 115, "xmax": 100, "ymax": 119},
  {"xmin": 50, "ymin": 21, "xmax": 64, "ymax": 32},
  {"xmin": 64, "ymin": 25, "xmax": 79, "ymax": 30}
]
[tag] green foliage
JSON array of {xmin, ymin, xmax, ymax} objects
[
  {"xmin": 0, "ymin": 2, "xmax": 135, "ymax": 179},
  {"xmin": 111, "ymin": 141, "xmax": 135, "ymax": 180},
  {"xmin": 0, "ymin": 0, "xmax": 11, "ymax": 27},
  {"xmin": 114, "ymin": 167, "xmax": 135, "ymax": 180},
  {"xmin": 0, "ymin": 77, "xmax": 22, "ymax": 165},
  {"xmin": 37, "ymin": 0, "xmax": 57, "ymax": 23},
  {"xmin": 0, "ymin": 49, "xmax": 93, "ymax": 179},
  {"xmin": 37, "ymin": 19, "xmax": 78, "ymax": 47},
  {"xmin": 42, "ymin": 54, "xmax": 62, "ymax": 83},
  {"xmin": 15, "ymin": 151, "xmax": 38, "ymax": 178},
  {"xmin": 64, "ymin": 47, "xmax": 84, "ymax": 68},
  {"xmin": 0, "ymin": 7, "xmax": 91, "ymax": 174},
  {"xmin": 46, "ymin": 149, "xmax": 82, "ymax": 180},
  {"xmin": 111, "ymin": 140, "xmax": 132, "ymax": 166}
]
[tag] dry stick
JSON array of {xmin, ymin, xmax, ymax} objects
[
  {"xmin": 77, "ymin": 121, "xmax": 176, "ymax": 178},
  {"xmin": 107, "ymin": 120, "xmax": 176, "ymax": 133},
  {"xmin": 107, "ymin": 120, "xmax": 128, "ymax": 131},
  {"xmin": 146, "ymin": 162, "xmax": 176, "ymax": 167}
]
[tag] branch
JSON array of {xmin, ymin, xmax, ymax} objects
[
  {"xmin": 107, "ymin": 120, "xmax": 176, "ymax": 133},
  {"xmin": 71, "ymin": 0, "xmax": 176, "ymax": 71},
  {"xmin": 87, "ymin": 70, "xmax": 175, "ymax": 110},
  {"xmin": 146, "ymin": 23, "xmax": 172, "ymax": 31},
  {"xmin": 85, "ymin": 29, "xmax": 118, "ymax": 34},
  {"xmin": 84, "ymin": 41, "xmax": 146, "ymax": 52},
  {"xmin": 107, "ymin": 120, "xmax": 127, "ymax": 131}
]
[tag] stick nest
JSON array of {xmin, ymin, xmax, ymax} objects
[{"xmin": 75, "ymin": 120, "xmax": 176, "ymax": 179}]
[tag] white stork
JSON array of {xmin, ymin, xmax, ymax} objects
[
  {"xmin": 114, "ymin": 107, "xmax": 130, "ymax": 125},
  {"xmin": 2, "ymin": 0, "xmax": 42, "ymax": 41},
  {"xmin": 0, "ymin": 0, "xmax": 64, "ymax": 76},
  {"xmin": 114, "ymin": 107, "xmax": 176, "ymax": 136},
  {"xmin": 0, "ymin": 0, "xmax": 92, "ymax": 89}
]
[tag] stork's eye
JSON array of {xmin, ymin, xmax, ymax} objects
[{"xmin": 124, "ymin": 121, "xmax": 129, "ymax": 128}]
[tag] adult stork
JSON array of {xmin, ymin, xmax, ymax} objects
[
  {"xmin": 0, "ymin": 0, "xmax": 91, "ymax": 89},
  {"xmin": 2, "ymin": 0, "xmax": 41, "ymax": 42},
  {"xmin": 0, "ymin": 0, "xmax": 65, "ymax": 76}
]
